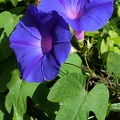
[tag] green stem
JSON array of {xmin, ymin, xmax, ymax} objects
[{"xmin": 84, "ymin": 55, "xmax": 92, "ymax": 75}]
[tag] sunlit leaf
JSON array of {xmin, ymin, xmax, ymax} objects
[
  {"xmin": 59, "ymin": 53, "xmax": 82, "ymax": 77},
  {"xmin": 85, "ymin": 31, "xmax": 99, "ymax": 37},
  {"xmin": 0, "ymin": 11, "xmax": 22, "ymax": 62},
  {"xmin": 100, "ymin": 39, "xmax": 108, "ymax": 54},
  {"xmin": 107, "ymin": 30, "xmax": 120, "ymax": 46},
  {"xmin": 114, "ymin": 47, "xmax": 120, "ymax": 55},
  {"xmin": 108, "ymin": 30, "xmax": 119, "ymax": 38},
  {"xmin": 107, "ymin": 52, "xmax": 120, "ymax": 77},
  {"xmin": 0, "ymin": 0, "xmax": 9, "ymax": 3},
  {"xmin": 117, "ymin": 5, "xmax": 120, "ymax": 17},
  {"xmin": 10, "ymin": 0, "xmax": 22, "ymax": 7},
  {"xmin": 108, "ymin": 103, "xmax": 120, "ymax": 112},
  {"xmin": 5, "ymin": 69, "xmax": 39, "ymax": 118},
  {"xmin": 48, "ymin": 73, "xmax": 109, "ymax": 120}
]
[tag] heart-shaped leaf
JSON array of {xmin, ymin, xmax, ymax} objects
[{"xmin": 48, "ymin": 73, "xmax": 109, "ymax": 120}]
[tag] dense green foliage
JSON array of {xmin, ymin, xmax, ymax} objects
[{"xmin": 0, "ymin": 0, "xmax": 120, "ymax": 120}]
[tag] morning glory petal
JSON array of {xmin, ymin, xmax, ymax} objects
[
  {"xmin": 38, "ymin": 0, "xmax": 64, "ymax": 15},
  {"xmin": 10, "ymin": 43, "xmax": 43, "ymax": 81},
  {"xmin": 78, "ymin": 0, "xmax": 114, "ymax": 31},
  {"xmin": 42, "ymin": 54, "xmax": 60, "ymax": 80},
  {"xmin": 10, "ymin": 4, "xmax": 71, "ymax": 82},
  {"xmin": 24, "ymin": 57, "xmax": 45, "ymax": 82},
  {"xmin": 38, "ymin": 0, "xmax": 87, "ymax": 18},
  {"xmin": 20, "ymin": 6, "xmax": 42, "ymax": 39},
  {"xmin": 39, "ymin": 0, "xmax": 114, "ymax": 39},
  {"xmin": 42, "ymin": 42, "xmax": 70, "ymax": 80},
  {"xmin": 10, "ymin": 22, "xmax": 41, "ymax": 47}
]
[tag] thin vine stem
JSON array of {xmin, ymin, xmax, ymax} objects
[{"xmin": 84, "ymin": 55, "xmax": 93, "ymax": 75}]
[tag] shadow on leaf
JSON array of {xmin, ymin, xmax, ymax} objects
[{"xmin": 32, "ymin": 82, "xmax": 60, "ymax": 119}]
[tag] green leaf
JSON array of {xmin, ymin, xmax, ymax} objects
[
  {"xmin": 0, "ymin": 94, "xmax": 12, "ymax": 120},
  {"xmin": 100, "ymin": 39, "xmax": 109, "ymax": 54},
  {"xmin": 107, "ymin": 52, "xmax": 120, "ymax": 77},
  {"xmin": 10, "ymin": 7, "xmax": 25, "ymax": 15},
  {"xmin": 5, "ymin": 69, "xmax": 39, "ymax": 118},
  {"xmin": 0, "ymin": 11, "xmax": 22, "ymax": 62},
  {"xmin": 12, "ymin": 105, "xmax": 23, "ymax": 120},
  {"xmin": 48, "ymin": 73, "xmax": 109, "ymax": 120},
  {"xmin": 59, "ymin": 53, "xmax": 82, "ymax": 77},
  {"xmin": 32, "ymin": 83, "xmax": 59, "ymax": 119},
  {"xmin": 103, "ymin": 23, "xmax": 111, "ymax": 33},
  {"xmin": 85, "ymin": 31, "xmax": 99, "ymax": 37},
  {"xmin": 108, "ymin": 30, "xmax": 119, "ymax": 38},
  {"xmin": 107, "ymin": 30, "xmax": 120, "ymax": 46},
  {"xmin": 10, "ymin": 0, "xmax": 22, "ymax": 7},
  {"xmin": 117, "ymin": 5, "xmax": 120, "ymax": 17},
  {"xmin": 108, "ymin": 103, "xmax": 120, "ymax": 112},
  {"xmin": 0, "ymin": 0, "xmax": 9, "ymax": 3},
  {"xmin": 114, "ymin": 47, "xmax": 120, "ymax": 55}
]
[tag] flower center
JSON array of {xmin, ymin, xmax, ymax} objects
[
  {"xmin": 59, "ymin": 0, "xmax": 81, "ymax": 19},
  {"xmin": 41, "ymin": 36, "xmax": 52, "ymax": 54}
]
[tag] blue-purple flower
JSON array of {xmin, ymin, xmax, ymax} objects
[
  {"xmin": 38, "ymin": 0, "xmax": 114, "ymax": 39},
  {"xmin": 10, "ymin": 5, "xmax": 71, "ymax": 82}
]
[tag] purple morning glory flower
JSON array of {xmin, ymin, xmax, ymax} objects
[
  {"xmin": 38, "ymin": 0, "xmax": 114, "ymax": 39},
  {"xmin": 10, "ymin": 4, "xmax": 71, "ymax": 82}
]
